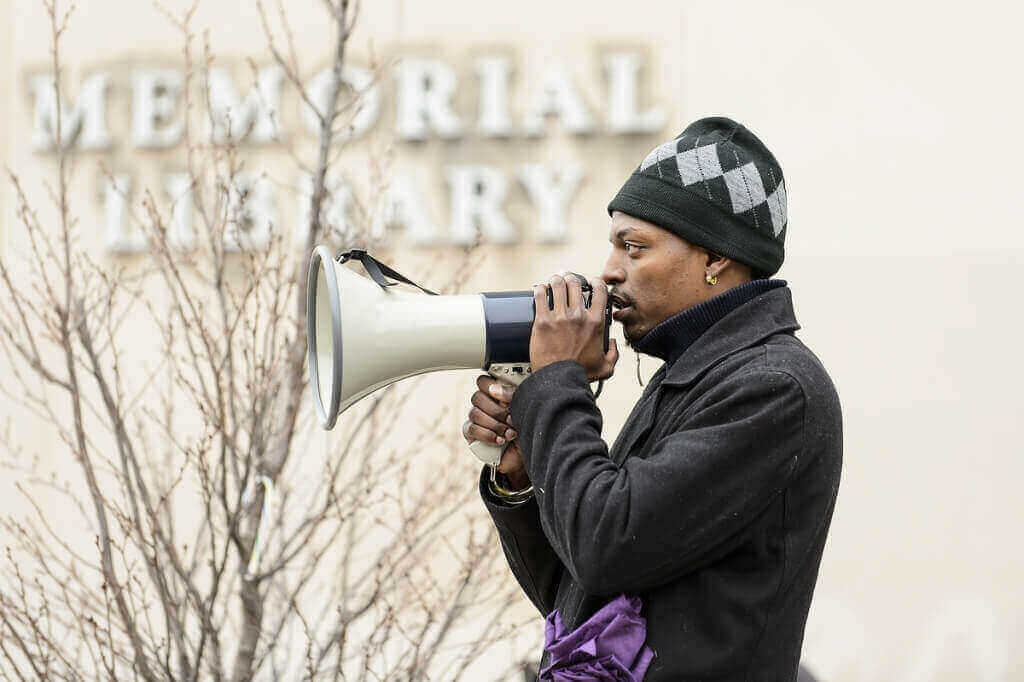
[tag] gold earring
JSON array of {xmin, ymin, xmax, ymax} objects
[{"xmin": 705, "ymin": 273, "xmax": 718, "ymax": 286}]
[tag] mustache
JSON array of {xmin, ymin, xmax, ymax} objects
[{"xmin": 608, "ymin": 290, "xmax": 635, "ymax": 309}]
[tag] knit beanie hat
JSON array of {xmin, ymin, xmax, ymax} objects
[{"xmin": 607, "ymin": 117, "xmax": 788, "ymax": 276}]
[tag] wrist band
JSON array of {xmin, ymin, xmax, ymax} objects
[{"xmin": 488, "ymin": 465, "xmax": 534, "ymax": 504}]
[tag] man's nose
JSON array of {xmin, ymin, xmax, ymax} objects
[{"xmin": 601, "ymin": 255, "xmax": 624, "ymax": 286}]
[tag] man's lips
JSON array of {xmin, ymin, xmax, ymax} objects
[{"xmin": 609, "ymin": 293, "xmax": 633, "ymax": 322}]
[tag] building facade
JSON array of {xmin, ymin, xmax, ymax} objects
[{"xmin": 3, "ymin": 1, "xmax": 1024, "ymax": 680}]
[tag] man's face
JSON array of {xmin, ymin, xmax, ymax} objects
[{"xmin": 601, "ymin": 211, "xmax": 710, "ymax": 346}]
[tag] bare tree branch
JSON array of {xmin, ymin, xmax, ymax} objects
[{"xmin": 0, "ymin": 1, "xmax": 528, "ymax": 680}]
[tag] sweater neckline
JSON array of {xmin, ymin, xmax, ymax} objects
[{"xmin": 633, "ymin": 279, "xmax": 787, "ymax": 366}]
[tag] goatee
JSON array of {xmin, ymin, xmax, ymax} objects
[{"xmin": 621, "ymin": 325, "xmax": 641, "ymax": 348}]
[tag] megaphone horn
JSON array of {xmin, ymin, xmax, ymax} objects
[{"xmin": 306, "ymin": 246, "xmax": 611, "ymax": 466}]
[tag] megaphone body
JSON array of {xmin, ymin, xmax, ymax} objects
[{"xmin": 307, "ymin": 246, "xmax": 610, "ymax": 466}]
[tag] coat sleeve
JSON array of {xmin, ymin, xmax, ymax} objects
[
  {"xmin": 509, "ymin": 359, "xmax": 805, "ymax": 596},
  {"xmin": 479, "ymin": 468, "xmax": 564, "ymax": 616}
]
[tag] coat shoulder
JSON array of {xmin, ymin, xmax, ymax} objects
[
  {"xmin": 761, "ymin": 335, "xmax": 840, "ymax": 409},
  {"xmin": 710, "ymin": 331, "xmax": 834, "ymax": 387},
  {"xmin": 702, "ymin": 333, "xmax": 842, "ymax": 431}
]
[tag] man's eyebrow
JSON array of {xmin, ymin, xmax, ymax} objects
[{"xmin": 612, "ymin": 227, "xmax": 639, "ymax": 241}]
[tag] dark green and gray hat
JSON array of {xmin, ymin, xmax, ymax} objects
[{"xmin": 607, "ymin": 116, "xmax": 788, "ymax": 275}]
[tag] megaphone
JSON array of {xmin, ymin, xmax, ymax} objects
[{"xmin": 306, "ymin": 246, "xmax": 611, "ymax": 467}]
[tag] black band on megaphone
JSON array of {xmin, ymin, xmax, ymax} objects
[{"xmin": 336, "ymin": 249, "xmax": 438, "ymax": 296}]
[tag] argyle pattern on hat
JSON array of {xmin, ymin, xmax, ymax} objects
[{"xmin": 639, "ymin": 135, "xmax": 788, "ymax": 239}]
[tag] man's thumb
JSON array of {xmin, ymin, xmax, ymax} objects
[{"xmin": 601, "ymin": 338, "xmax": 619, "ymax": 377}]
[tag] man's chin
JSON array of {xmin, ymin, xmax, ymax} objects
[{"xmin": 620, "ymin": 322, "xmax": 644, "ymax": 348}]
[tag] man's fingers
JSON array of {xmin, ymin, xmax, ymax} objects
[
  {"xmin": 476, "ymin": 374, "xmax": 497, "ymax": 393},
  {"xmin": 471, "ymin": 391, "xmax": 508, "ymax": 422},
  {"xmin": 476, "ymin": 374, "xmax": 514, "ymax": 404},
  {"xmin": 464, "ymin": 422, "xmax": 507, "ymax": 445},
  {"xmin": 533, "ymin": 283, "xmax": 549, "ymax": 319},
  {"xmin": 468, "ymin": 399, "xmax": 509, "ymax": 436},
  {"xmin": 496, "ymin": 443, "xmax": 523, "ymax": 474},
  {"xmin": 548, "ymin": 274, "xmax": 568, "ymax": 313},
  {"xmin": 565, "ymin": 274, "xmax": 584, "ymax": 314},
  {"xmin": 607, "ymin": 337, "xmax": 620, "ymax": 367},
  {"xmin": 464, "ymin": 411, "xmax": 516, "ymax": 443},
  {"xmin": 588, "ymin": 276, "xmax": 608, "ymax": 322},
  {"xmin": 596, "ymin": 338, "xmax": 619, "ymax": 380},
  {"xmin": 469, "ymin": 405, "xmax": 513, "ymax": 436}
]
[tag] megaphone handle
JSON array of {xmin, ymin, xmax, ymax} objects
[
  {"xmin": 468, "ymin": 439, "xmax": 506, "ymax": 467},
  {"xmin": 467, "ymin": 363, "xmax": 530, "ymax": 466}
]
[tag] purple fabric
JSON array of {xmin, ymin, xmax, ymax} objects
[{"xmin": 539, "ymin": 594, "xmax": 655, "ymax": 681}]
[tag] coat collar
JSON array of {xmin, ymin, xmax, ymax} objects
[
  {"xmin": 661, "ymin": 285, "xmax": 801, "ymax": 387},
  {"xmin": 634, "ymin": 279, "xmax": 786, "ymax": 366}
]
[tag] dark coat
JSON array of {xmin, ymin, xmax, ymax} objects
[{"xmin": 481, "ymin": 286, "xmax": 842, "ymax": 681}]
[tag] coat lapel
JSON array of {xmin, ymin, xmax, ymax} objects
[
  {"xmin": 608, "ymin": 365, "xmax": 666, "ymax": 465},
  {"xmin": 663, "ymin": 287, "xmax": 800, "ymax": 388}
]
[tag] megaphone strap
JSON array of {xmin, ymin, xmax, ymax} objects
[{"xmin": 335, "ymin": 249, "xmax": 438, "ymax": 296}]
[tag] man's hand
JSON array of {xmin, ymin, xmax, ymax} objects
[
  {"xmin": 530, "ymin": 274, "xmax": 619, "ymax": 380},
  {"xmin": 463, "ymin": 375, "xmax": 530, "ymax": 490}
]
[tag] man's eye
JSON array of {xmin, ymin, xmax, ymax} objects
[{"xmin": 624, "ymin": 242, "xmax": 643, "ymax": 254}]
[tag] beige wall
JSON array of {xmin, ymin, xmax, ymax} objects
[
  {"xmin": 1, "ymin": 0, "xmax": 11, "ymax": 252},
  {"xmin": 4, "ymin": 0, "xmax": 1024, "ymax": 680}
]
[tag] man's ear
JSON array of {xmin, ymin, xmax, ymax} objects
[
  {"xmin": 706, "ymin": 253, "xmax": 754, "ymax": 282},
  {"xmin": 704, "ymin": 251, "xmax": 730, "ymax": 278}
]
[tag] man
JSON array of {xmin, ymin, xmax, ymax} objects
[{"xmin": 463, "ymin": 117, "xmax": 842, "ymax": 680}]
